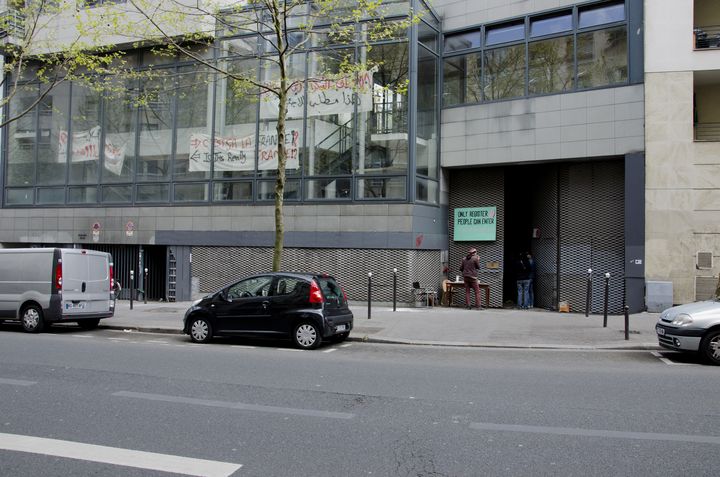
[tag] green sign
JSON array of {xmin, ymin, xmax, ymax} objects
[{"xmin": 453, "ymin": 207, "xmax": 497, "ymax": 241}]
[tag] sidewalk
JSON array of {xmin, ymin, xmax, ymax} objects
[{"xmin": 103, "ymin": 300, "xmax": 661, "ymax": 350}]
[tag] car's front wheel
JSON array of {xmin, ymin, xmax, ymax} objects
[
  {"xmin": 21, "ymin": 305, "xmax": 44, "ymax": 333},
  {"xmin": 700, "ymin": 329, "xmax": 720, "ymax": 365},
  {"xmin": 189, "ymin": 316, "xmax": 212, "ymax": 343},
  {"xmin": 293, "ymin": 322, "xmax": 321, "ymax": 350}
]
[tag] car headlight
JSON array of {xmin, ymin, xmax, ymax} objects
[{"xmin": 671, "ymin": 313, "xmax": 693, "ymax": 326}]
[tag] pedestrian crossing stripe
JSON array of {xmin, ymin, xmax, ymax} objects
[{"xmin": 0, "ymin": 432, "xmax": 242, "ymax": 477}]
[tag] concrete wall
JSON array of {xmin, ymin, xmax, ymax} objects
[
  {"xmin": 695, "ymin": 83, "xmax": 720, "ymax": 123},
  {"xmin": 13, "ymin": 0, "xmax": 217, "ymax": 55},
  {"xmin": 644, "ymin": 0, "xmax": 720, "ymax": 304},
  {"xmin": 0, "ymin": 203, "xmax": 447, "ymax": 251},
  {"xmin": 646, "ymin": 0, "xmax": 720, "ymax": 73},
  {"xmin": 694, "ymin": 0, "xmax": 720, "ymax": 27},
  {"xmin": 441, "ymin": 85, "xmax": 645, "ymax": 167},
  {"xmin": 434, "ymin": 0, "xmax": 579, "ymax": 31},
  {"xmin": 645, "ymin": 71, "xmax": 720, "ymax": 304}
]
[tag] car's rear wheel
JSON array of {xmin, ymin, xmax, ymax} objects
[
  {"xmin": 700, "ymin": 330, "xmax": 720, "ymax": 365},
  {"xmin": 21, "ymin": 305, "xmax": 44, "ymax": 333},
  {"xmin": 189, "ymin": 317, "xmax": 212, "ymax": 343},
  {"xmin": 77, "ymin": 319, "xmax": 100, "ymax": 330},
  {"xmin": 293, "ymin": 322, "xmax": 321, "ymax": 350}
]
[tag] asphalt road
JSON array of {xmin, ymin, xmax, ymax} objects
[{"xmin": 0, "ymin": 326, "xmax": 718, "ymax": 477}]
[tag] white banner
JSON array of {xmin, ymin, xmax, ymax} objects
[
  {"xmin": 189, "ymin": 126, "xmax": 301, "ymax": 172},
  {"xmin": 58, "ymin": 126, "xmax": 126, "ymax": 176},
  {"xmin": 260, "ymin": 70, "xmax": 374, "ymax": 119}
]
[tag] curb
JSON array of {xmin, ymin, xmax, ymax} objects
[
  {"xmin": 351, "ymin": 335, "xmax": 661, "ymax": 350},
  {"xmin": 99, "ymin": 324, "xmax": 661, "ymax": 350},
  {"xmin": 100, "ymin": 324, "xmax": 183, "ymax": 335}
]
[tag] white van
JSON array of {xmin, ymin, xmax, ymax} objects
[{"xmin": 0, "ymin": 248, "xmax": 115, "ymax": 332}]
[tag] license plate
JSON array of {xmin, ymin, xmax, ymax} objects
[
  {"xmin": 656, "ymin": 326, "xmax": 665, "ymax": 336},
  {"xmin": 336, "ymin": 324, "xmax": 347, "ymax": 332},
  {"xmin": 64, "ymin": 302, "xmax": 87, "ymax": 310}
]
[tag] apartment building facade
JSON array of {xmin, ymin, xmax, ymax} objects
[
  {"xmin": 0, "ymin": 0, "xmax": 656, "ymax": 312},
  {"xmin": 643, "ymin": 0, "xmax": 720, "ymax": 305}
]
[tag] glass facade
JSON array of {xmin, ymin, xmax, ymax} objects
[
  {"xmin": 443, "ymin": 0, "xmax": 629, "ymax": 106},
  {"xmin": 3, "ymin": 1, "xmax": 440, "ymax": 207}
]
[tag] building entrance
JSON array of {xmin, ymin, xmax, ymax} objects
[
  {"xmin": 448, "ymin": 159, "xmax": 626, "ymax": 312},
  {"xmin": 87, "ymin": 244, "xmax": 167, "ymax": 301},
  {"xmin": 503, "ymin": 165, "xmax": 536, "ymax": 307},
  {"xmin": 500, "ymin": 161, "xmax": 626, "ymax": 313}
]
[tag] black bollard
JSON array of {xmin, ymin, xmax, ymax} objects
[
  {"xmin": 129, "ymin": 270, "xmax": 134, "ymax": 310},
  {"xmin": 624, "ymin": 305, "xmax": 629, "ymax": 340},
  {"xmin": 367, "ymin": 272, "xmax": 372, "ymax": 320},
  {"xmin": 143, "ymin": 267, "xmax": 148, "ymax": 304},
  {"xmin": 603, "ymin": 272, "xmax": 610, "ymax": 328},
  {"xmin": 392, "ymin": 268, "xmax": 397, "ymax": 312},
  {"xmin": 585, "ymin": 268, "xmax": 592, "ymax": 317}
]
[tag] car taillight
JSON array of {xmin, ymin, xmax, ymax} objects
[
  {"xmin": 342, "ymin": 287, "xmax": 348, "ymax": 302},
  {"xmin": 109, "ymin": 264, "xmax": 114, "ymax": 290},
  {"xmin": 309, "ymin": 280, "xmax": 324, "ymax": 303},
  {"xmin": 55, "ymin": 260, "xmax": 63, "ymax": 289}
]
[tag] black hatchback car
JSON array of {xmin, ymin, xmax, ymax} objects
[{"xmin": 183, "ymin": 272, "xmax": 353, "ymax": 349}]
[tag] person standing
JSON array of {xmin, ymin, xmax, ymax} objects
[
  {"xmin": 460, "ymin": 248, "xmax": 481, "ymax": 309},
  {"xmin": 514, "ymin": 252, "xmax": 531, "ymax": 309},
  {"xmin": 526, "ymin": 251, "xmax": 536, "ymax": 308}
]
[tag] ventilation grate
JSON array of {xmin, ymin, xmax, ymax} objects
[
  {"xmin": 697, "ymin": 251, "xmax": 713, "ymax": 269},
  {"xmin": 695, "ymin": 276, "xmax": 717, "ymax": 301}
]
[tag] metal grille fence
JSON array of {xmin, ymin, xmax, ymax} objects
[
  {"xmin": 532, "ymin": 167, "xmax": 559, "ymax": 310},
  {"xmin": 448, "ymin": 160, "xmax": 625, "ymax": 312},
  {"xmin": 191, "ymin": 246, "xmax": 442, "ymax": 304},
  {"xmin": 448, "ymin": 168, "xmax": 505, "ymax": 308},
  {"xmin": 558, "ymin": 161, "xmax": 625, "ymax": 313}
]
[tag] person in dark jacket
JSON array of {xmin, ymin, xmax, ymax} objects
[
  {"xmin": 460, "ymin": 248, "xmax": 481, "ymax": 309},
  {"xmin": 526, "ymin": 251, "xmax": 536, "ymax": 308},
  {"xmin": 514, "ymin": 252, "xmax": 531, "ymax": 309}
]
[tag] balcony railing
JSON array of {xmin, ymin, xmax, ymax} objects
[
  {"xmin": 694, "ymin": 25, "xmax": 720, "ymax": 49},
  {"xmin": 694, "ymin": 122, "xmax": 720, "ymax": 141},
  {"xmin": 0, "ymin": 9, "xmax": 24, "ymax": 40}
]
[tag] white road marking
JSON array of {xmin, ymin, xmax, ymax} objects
[
  {"xmin": 469, "ymin": 422, "xmax": 720, "ymax": 445},
  {"xmin": 113, "ymin": 391, "xmax": 354, "ymax": 420},
  {"xmin": 0, "ymin": 432, "xmax": 242, "ymax": 477},
  {"xmin": 69, "ymin": 334, "xmax": 93, "ymax": 338},
  {"xmin": 340, "ymin": 344, "xmax": 352, "ymax": 348},
  {"xmin": 322, "ymin": 348, "xmax": 337, "ymax": 353},
  {"xmin": 0, "ymin": 378, "xmax": 36, "ymax": 386},
  {"xmin": 276, "ymin": 348, "xmax": 302, "ymax": 352},
  {"xmin": 107, "ymin": 337, "xmax": 130, "ymax": 342},
  {"xmin": 146, "ymin": 340, "xmax": 169, "ymax": 344},
  {"xmin": 230, "ymin": 345, "xmax": 256, "ymax": 349},
  {"xmin": 651, "ymin": 351, "xmax": 693, "ymax": 366}
]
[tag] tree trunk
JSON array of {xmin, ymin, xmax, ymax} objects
[{"xmin": 272, "ymin": 1, "xmax": 287, "ymax": 272}]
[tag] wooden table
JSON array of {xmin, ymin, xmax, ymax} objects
[{"xmin": 444, "ymin": 281, "xmax": 490, "ymax": 308}]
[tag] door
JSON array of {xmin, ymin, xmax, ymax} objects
[
  {"xmin": 267, "ymin": 276, "xmax": 309, "ymax": 334},
  {"xmin": 213, "ymin": 275, "xmax": 274, "ymax": 333},
  {"xmin": 61, "ymin": 250, "xmax": 111, "ymax": 316}
]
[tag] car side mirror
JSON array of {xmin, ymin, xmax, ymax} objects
[{"xmin": 218, "ymin": 290, "xmax": 230, "ymax": 302}]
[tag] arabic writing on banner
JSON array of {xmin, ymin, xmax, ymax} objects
[
  {"xmin": 188, "ymin": 126, "xmax": 301, "ymax": 172},
  {"xmin": 260, "ymin": 70, "xmax": 374, "ymax": 119},
  {"xmin": 58, "ymin": 126, "xmax": 126, "ymax": 176}
]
